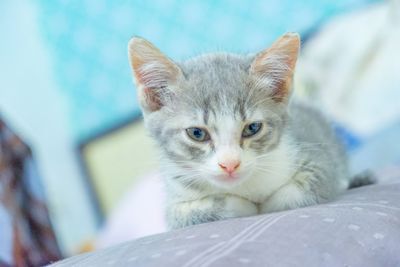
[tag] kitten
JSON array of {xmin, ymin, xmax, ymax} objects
[{"xmin": 128, "ymin": 33, "xmax": 351, "ymax": 229}]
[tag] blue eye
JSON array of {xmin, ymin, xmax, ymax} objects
[
  {"xmin": 242, "ymin": 122, "xmax": 262, "ymax": 137},
  {"xmin": 186, "ymin": 127, "xmax": 210, "ymax": 142}
]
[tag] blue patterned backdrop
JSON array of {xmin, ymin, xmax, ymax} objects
[{"xmin": 36, "ymin": 0, "xmax": 375, "ymax": 140}]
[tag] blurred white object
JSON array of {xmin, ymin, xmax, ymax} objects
[
  {"xmin": 296, "ymin": 0, "xmax": 400, "ymax": 138},
  {"xmin": 95, "ymin": 172, "xmax": 167, "ymax": 249}
]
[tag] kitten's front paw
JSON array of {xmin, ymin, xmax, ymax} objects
[
  {"xmin": 222, "ymin": 195, "xmax": 258, "ymax": 218},
  {"xmin": 260, "ymin": 183, "xmax": 317, "ymax": 214},
  {"xmin": 167, "ymin": 194, "xmax": 258, "ymax": 229}
]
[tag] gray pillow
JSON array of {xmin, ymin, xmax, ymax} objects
[{"xmin": 50, "ymin": 179, "xmax": 400, "ymax": 267}]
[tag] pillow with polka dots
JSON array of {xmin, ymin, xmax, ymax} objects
[{"xmin": 50, "ymin": 179, "xmax": 400, "ymax": 267}]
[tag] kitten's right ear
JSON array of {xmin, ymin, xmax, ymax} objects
[{"xmin": 128, "ymin": 37, "xmax": 183, "ymax": 112}]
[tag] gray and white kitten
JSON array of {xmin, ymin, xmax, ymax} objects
[{"xmin": 128, "ymin": 33, "xmax": 350, "ymax": 229}]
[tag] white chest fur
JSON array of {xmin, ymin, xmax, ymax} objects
[{"xmin": 230, "ymin": 139, "xmax": 297, "ymax": 203}]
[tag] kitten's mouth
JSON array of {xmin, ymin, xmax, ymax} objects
[
  {"xmin": 209, "ymin": 170, "xmax": 252, "ymax": 188},
  {"xmin": 216, "ymin": 173, "xmax": 240, "ymax": 182},
  {"xmin": 213, "ymin": 168, "xmax": 254, "ymax": 187}
]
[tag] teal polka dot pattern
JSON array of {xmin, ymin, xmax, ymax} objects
[{"xmin": 36, "ymin": 0, "xmax": 376, "ymax": 140}]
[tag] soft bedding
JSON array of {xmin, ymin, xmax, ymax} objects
[{"xmin": 51, "ymin": 177, "xmax": 400, "ymax": 267}]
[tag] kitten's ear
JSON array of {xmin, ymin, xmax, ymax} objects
[
  {"xmin": 250, "ymin": 32, "xmax": 300, "ymax": 103},
  {"xmin": 128, "ymin": 37, "xmax": 183, "ymax": 112}
]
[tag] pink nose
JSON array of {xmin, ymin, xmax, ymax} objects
[{"xmin": 218, "ymin": 160, "xmax": 241, "ymax": 174}]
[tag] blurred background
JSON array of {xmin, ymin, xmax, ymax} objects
[{"xmin": 1, "ymin": 0, "xmax": 400, "ymax": 265}]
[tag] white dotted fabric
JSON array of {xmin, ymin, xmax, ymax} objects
[{"xmin": 50, "ymin": 179, "xmax": 400, "ymax": 267}]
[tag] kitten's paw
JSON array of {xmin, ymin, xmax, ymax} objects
[
  {"xmin": 222, "ymin": 195, "xmax": 258, "ymax": 218},
  {"xmin": 260, "ymin": 182, "xmax": 316, "ymax": 214},
  {"xmin": 166, "ymin": 195, "xmax": 258, "ymax": 229}
]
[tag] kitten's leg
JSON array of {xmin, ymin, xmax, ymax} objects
[
  {"xmin": 260, "ymin": 169, "xmax": 331, "ymax": 214},
  {"xmin": 167, "ymin": 195, "xmax": 258, "ymax": 229}
]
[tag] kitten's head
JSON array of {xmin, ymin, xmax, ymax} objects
[{"xmin": 128, "ymin": 33, "xmax": 300, "ymax": 188}]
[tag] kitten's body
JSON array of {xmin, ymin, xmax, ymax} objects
[{"xmin": 128, "ymin": 34, "xmax": 351, "ymax": 230}]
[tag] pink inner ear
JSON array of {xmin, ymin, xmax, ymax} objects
[
  {"xmin": 129, "ymin": 37, "xmax": 182, "ymax": 112},
  {"xmin": 136, "ymin": 61, "xmax": 172, "ymax": 89},
  {"xmin": 269, "ymin": 71, "xmax": 293, "ymax": 102},
  {"xmin": 251, "ymin": 54, "xmax": 294, "ymax": 103},
  {"xmin": 142, "ymin": 87, "xmax": 163, "ymax": 112},
  {"xmin": 136, "ymin": 62, "xmax": 176, "ymax": 112},
  {"xmin": 250, "ymin": 34, "xmax": 300, "ymax": 102}
]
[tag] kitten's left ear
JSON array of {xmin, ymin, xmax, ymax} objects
[{"xmin": 250, "ymin": 33, "xmax": 300, "ymax": 103}]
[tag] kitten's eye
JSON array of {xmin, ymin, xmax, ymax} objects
[
  {"xmin": 186, "ymin": 127, "xmax": 210, "ymax": 142},
  {"xmin": 242, "ymin": 122, "xmax": 262, "ymax": 138}
]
